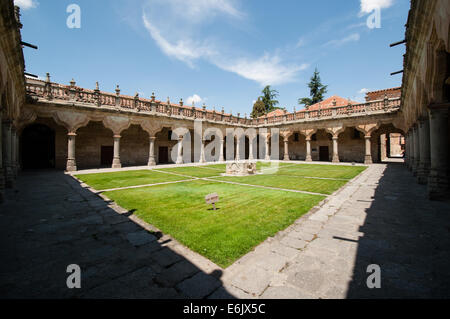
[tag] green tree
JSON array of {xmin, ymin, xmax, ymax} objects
[
  {"xmin": 298, "ymin": 68, "xmax": 328, "ymax": 108},
  {"xmin": 250, "ymin": 97, "xmax": 266, "ymax": 118},
  {"xmin": 260, "ymin": 85, "xmax": 279, "ymax": 113}
]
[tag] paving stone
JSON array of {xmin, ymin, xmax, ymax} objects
[
  {"xmin": 154, "ymin": 260, "xmax": 200, "ymax": 287},
  {"xmin": 288, "ymin": 230, "xmax": 315, "ymax": 242},
  {"xmin": 126, "ymin": 230, "xmax": 157, "ymax": 247},
  {"xmin": 261, "ymin": 286, "xmax": 314, "ymax": 299},
  {"xmin": 280, "ymin": 237, "xmax": 307, "ymax": 250},
  {"xmin": 176, "ymin": 272, "xmax": 221, "ymax": 299},
  {"xmin": 230, "ymin": 266, "xmax": 271, "ymax": 296},
  {"xmin": 253, "ymin": 252, "xmax": 289, "ymax": 272},
  {"xmin": 270, "ymin": 243, "xmax": 300, "ymax": 258},
  {"xmin": 151, "ymin": 247, "xmax": 183, "ymax": 268},
  {"xmin": 208, "ymin": 285, "xmax": 253, "ymax": 299}
]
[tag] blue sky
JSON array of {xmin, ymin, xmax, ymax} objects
[{"xmin": 16, "ymin": 0, "xmax": 408, "ymax": 115}]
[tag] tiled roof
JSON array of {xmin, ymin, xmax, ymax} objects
[{"xmin": 299, "ymin": 96, "xmax": 357, "ymax": 112}]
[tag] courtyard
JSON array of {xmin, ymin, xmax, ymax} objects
[
  {"xmin": 1, "ymin": 161, "xmax": 449, "ymax": 298},
  {"xmin": 74, "ymin": 162, "xmax": 366, "ymax": 267}
]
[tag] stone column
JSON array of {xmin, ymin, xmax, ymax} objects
[
  {"xmin": 15, "ymin": 132, "xmax": 20, "ymax": 173},
  {"xmin": 283, "ymin": 136, "xmax": 290, "ymax": 161},
  {"xmin": 249, "ymin": 137, "xmax": 254, "ymax": 161},
  {"xmin": 66, "ymin": 132, "xmax": 77, "ymax": 172},
  {"xmin": 0, "ymin": 115, "xmax": 4, "ymax": 202},
  {"xmin": 417, "ymin": 118, "xmax": 431, "ymax": 184},
  {"xmin": 305, "ymin": 137, "xmax": 312, "ymax": 162},
  {"xmin": 148, "ymin": 136, "xmax": 156, "ymax": 166},
  {"xmin": 235, "ymin": 137, "xmax": 241, "ymax": 161},
  {"xmin": 112, "ymin": 135, "xmax": 122, "ymax": 168},
  {"xmin": 332, "ymin": 135, "xmax": 339, "ymax": 163},
  {"xmin": 428, "ymin": 107, "xmax": 449, "ymax": 200},
  {"xmin": 412, "ymin": 125, "xmax": 420, "ymax": 176},
  {"xmin": 404, "ymin": 132, "xmax": 410, "ymax": 168},
  {"xmin": 264, "ymin": 136, "xmax": 270, "ymax": 160},
  {"xmin": 11, "ymin": 127, "xmax": 17, "ymax": 177},
  {"xmin": 364, "ymin": 135, "xmax": 373, "ymax": 164},
  {"xmin": 200, "ymin": 139, "xmax": 206, "ymax": 163},
  {"xmin": 2, "ymin": 121, "xmax": 14, "ymax": 187},
  {"xmin": 176, "ymin": 135, "xmax": 184, "ymax": 164},
  {"xmin": 219, "ymin": 138, "xmax": 225, "ymax": 162},
  {"xmin": 409, "ymin": 129, "xmax": 415, "ymax": 171}
]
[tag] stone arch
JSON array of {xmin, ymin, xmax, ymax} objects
[
  {"xmin": 370, "ymin": 123, "xmax": 405, "ymax": 162},
  {"xmin": 120, "ymin": 124, "xmax": 150, "ymax": 167},
  {"xmin": 20, "ymin": 117, "xmax": 68, "ymax": 170}
]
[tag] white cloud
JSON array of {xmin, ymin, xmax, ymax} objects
[
  {"xmin": 325, "ymin": 33, "xmax": 360, "ymax": 47},
  {"xmin": 169, "ymin": 0, "xmax": 243, "ymax": 20},
  {"xmin": 186, "ymin": 94, "xmax": 203, "ymax": 106},
  {"xmin": 14, "ymin": 0, "xmax": 38, "ymax": 10},
  {"xmin": 142, "ymin": 15, "xmax": 216, "ymax": 68},
  {"xmin": 214, "ymin": 54, "xmax": 306, "ymax": 86},
  {"xmin": 359, "ymin": 88, "xmax": 370, "ymax": 94},
  {"xmin": 142, "ymin": 0, "xmax": 308, "ymax": 86},
  {"xmin": 360, "ymin": 0, "xmax": 394, "ymax": 14}
]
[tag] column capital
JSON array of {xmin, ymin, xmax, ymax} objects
[
  {"xmin": 113, "ymin": 134, "xmax": 121, "ymax": 139},
  {"xmin": 68, "ymin": 132, "xmax": 77, "ymax": 137}
]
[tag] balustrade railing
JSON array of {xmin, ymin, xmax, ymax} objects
[{"xmin": 25, "ymin": 77, "xmax": 401, "ymax": 126}]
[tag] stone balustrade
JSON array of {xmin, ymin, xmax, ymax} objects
[{"xmin": 25, "ymin": 76, "xmax": 401, "ymax": 127}]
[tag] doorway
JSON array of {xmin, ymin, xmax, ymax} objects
[
  {"xmin": 101, "ymin": 146, "xmax": 113, "ymax": 166},
  {"xmin": 159, "ymin": 146, "xmax": 169, "ymax": 164},
  {"xmin": 21, "ymin": 124, "xmax": 55, "ymax": 169},
  {"xmin": 319, "ymin": 146, "xmax": 329, "ymax": 162}
]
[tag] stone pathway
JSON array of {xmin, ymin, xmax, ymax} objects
[
  {"xmin": 1, "ymin": 163, "xmax": 449, "ymax": 298},
  {"xmin": 219, "ymin": 163, "xmax": 450, "ymax": 298}
]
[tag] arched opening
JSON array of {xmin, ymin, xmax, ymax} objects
[
  {"xmin": 371, "ymin": 124, "xmax": 405, "ymax": 163},
  {"xmin": 21, "ymin": 123, "xmax": 55, "ymax": 169}
]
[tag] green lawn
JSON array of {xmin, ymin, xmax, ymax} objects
[
  {"xmin": 104, "ymin": 180, "xmax": 325, "ymax": 268},
  {"xmin": 156, "ymin": 166, "xmax": 225, "ymax": 178},
  {"xmin": 214, "ymin": 174, "xmax": 348, "ymax": 195},
  {"xmin": 74, "ymin": 170, "xmax": 187, "ymax": 190},
  {"xmin": 76, "ymin": 162, "xmax": 367, "ymax": 268}
]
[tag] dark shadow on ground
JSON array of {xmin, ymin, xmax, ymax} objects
[
  {"xmin": 346, "ymin": 163, "xmax": 450, "ymax": 298},
  {"xmin": 0, "ymin": 170, "xmax": 236, "ymax": 299}
]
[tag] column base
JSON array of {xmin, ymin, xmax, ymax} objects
[
  {"xmin": 264, "ymin": 156, "xmax": 270, "ymax": 161},
  {"xmin": 66, "ymin": 159, "xmax": 77, "ymax": 172},
  {"xmin": 417, "ymin": 163, "xmax": 430, "ymax": 185},
  {"xmin": 112, "ymin": 158, "xmax": 122, "ymax": 169},
  {"xmin": 332, "ymin": 156, "xmax": 340, "ymax": 163},
  {"xmin": 428, "ymin": 169, "xmax": 450, "ymax": 200},
  {"xmin": 412, "ymin": 161, "xmax": 420, "ymax": 176},
  {"xmin": 0, "ymin": 168, "xmax": 5, "ymax": 203},
  {"xmin": 283, "ymin": 155, "xmax": 290, "ymax": 161},
  {"xmin": 4, "ymin": 166, "xmax": 14, "ymax": 188},
  {"xmin": 305, "ymin": 156, "xmax": 312, "ymax": 162},
  {"xmin": 148, "ymin": 158, "xmax": 156, "ymax": 167},
  {"xmin": 364, "ymin": 156, "xmax": 373, "ymax": 165}
]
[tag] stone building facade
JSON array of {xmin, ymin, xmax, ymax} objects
[
  {"xmin": 1, "ymin": 0, "xmax": 449, "ymax": 202},
  {"xmin": 402, "ymin": 0, "xmax": 450, "ymax": 200}
]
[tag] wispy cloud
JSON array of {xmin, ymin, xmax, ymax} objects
[
  {"xmin": 142, "ymin": 15, "xmax": 216, "ymax": 68},
  {"xmin": 142, "ymin": 0, "xmax": 307, "ymax": 86},
  {"xmin": 359, "ymin": 88, "xmax": 370, "ymax": 94},
  {"xmin": 324, "ymin": 33, "xmax": 360, "ymax": 47},
  {"xmin": 215, "ymin": 55, "xmax": 307, "ymax": 86},
  {"xmin": 360, "ymin": 0, "xmax": 394, "ymax": 14},
  {"xmin": 186, "ymin": 94, "xmax": 204, "ymax": 106},
  {"xmin": 14, "ymin": 0, "xmax": 38, "ymax": 10}
]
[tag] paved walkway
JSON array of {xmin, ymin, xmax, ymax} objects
[{"xmin": 1, "ymin": 163, "xmax": 449, "ymax": 298}]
